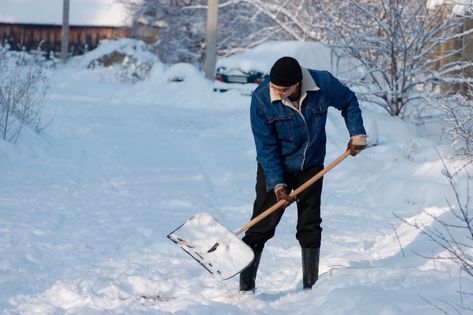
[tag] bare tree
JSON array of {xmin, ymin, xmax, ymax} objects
[
  {"xmin": 213, "ymin": 1, "xmax": 288, "ymax": 56},
  {"xmin": 235, "ymin": 0, "xmax": 328, "ymax": 42},
  {"xmin": 121, "ymin": 0, "xmax": 207, "ymax": 64},
  {"xmin": 314, "ymin": 0, "xmax": 473, "ymax": 117},
  {"xmin": 0, "ymin": 49, "xmax": 50, "ymax": 142},
  {"xmin": 437, "ymin": 91, "xmax": 473, "ymax": 163},
  {"xmin": 118, "ymin": 0, "xmax": 293, "ymax": 64}
]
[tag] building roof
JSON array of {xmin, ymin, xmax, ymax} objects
[{"xmin": 0, "ymin": 0, "xmax": 128, "ymax": 27}]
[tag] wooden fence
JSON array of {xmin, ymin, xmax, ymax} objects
[{"xmin": 0, "ymin": 22, "xmax": 129, "ymax": 57}]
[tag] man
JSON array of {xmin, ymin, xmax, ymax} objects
[{"xmin": 240, "ymin": 56, "xmax": 367, "ymax": 292}]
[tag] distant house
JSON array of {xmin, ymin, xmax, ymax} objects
[{"xmin": 0, "ymin": 22, "xmax": 129, "ymax": 57}]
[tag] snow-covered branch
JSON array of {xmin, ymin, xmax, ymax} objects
[
  {"xmin": 120, "ymin": 0, "xmax": 312, "ymax": 65},
  {"xmin": 316, "ymin": 0, "xmax": 473, "ymax": 117},
  {"xmin": 0, "ymin": 48, "xmax": 50, "ymax": 142}
]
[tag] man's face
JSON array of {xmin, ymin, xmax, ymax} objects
[{"xmin": 270, "ymin": 82, "xmax": 300, "ymax": 99}]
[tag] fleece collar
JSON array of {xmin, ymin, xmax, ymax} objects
[{"xmin": 270, "ymin": 68, "xmax": 320, "ymax": 104}]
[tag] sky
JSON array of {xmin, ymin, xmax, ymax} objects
[{"xmin": 0, "ymin": 0, "xmax": 129, "ymax": 26}]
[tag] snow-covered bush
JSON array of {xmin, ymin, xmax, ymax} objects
[
  {"xmin": 115, "ymin": 55, "xmax": 154, "ymax": 83},
  {"xmin": 437, "ymin": 92, "xmax": 473, "ymax": 160},
  {"xmin": 84, "ymin": 39, "xmax": 158, "ymax": 83},
  {"xmin": 0, "ymin": 46, "xmax": 50, "ymax": 142},
  {"xmin": 162, "ymin": 63, "xmax": 202, "ymax": 83}
]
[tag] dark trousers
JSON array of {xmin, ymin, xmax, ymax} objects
[{"xmin": 242, "ymin": 163, "xmax": 324, "ymax": 251}]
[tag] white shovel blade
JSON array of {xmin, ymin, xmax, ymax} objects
[{"xmin": 167, "ymin": 212, "xmax": 254, "ymax": 280}]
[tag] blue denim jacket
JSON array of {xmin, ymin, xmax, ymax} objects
[{"xmin": 250, "ymin": 68, "xmax": 366, "ymax": 191}]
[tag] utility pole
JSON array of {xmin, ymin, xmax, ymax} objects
[
  {"xmin": 61, "ymin": 0, "xmax": 70, "ymax": 62},
  {"xmin": 203, "ymin": 0, "xmax": 218, "ymax": 80}
]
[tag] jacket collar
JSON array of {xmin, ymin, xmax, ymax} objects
[{"xmin": 269, "ymin": 68, "xmax": 320, "ymax": 103}]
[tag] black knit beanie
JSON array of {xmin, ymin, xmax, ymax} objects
[{"xmin": 269, "ymin": 56, "xmax": 302, "ymax": 86}]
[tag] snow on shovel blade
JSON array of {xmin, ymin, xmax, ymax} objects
[{"xmin": 167, "ymin": 212, "xmax": 254, "ymax": 280}]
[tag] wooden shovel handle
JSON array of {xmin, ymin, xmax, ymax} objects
[{"xmin": 233, "ymin": 150, "xmax": 351, "ymax": 236}]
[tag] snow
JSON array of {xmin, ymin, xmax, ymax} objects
[{"xmin": 1, "ymin": 40, "xmax": 472, "ymax": 314}]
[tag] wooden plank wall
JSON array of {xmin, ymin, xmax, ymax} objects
[
  {"xmin": 0, "ymin": 22, "xmax": 129, "ymax": 57},
  {"xmin": 431, "ymin": 6, "xmax": 473, "ymax": 95}
]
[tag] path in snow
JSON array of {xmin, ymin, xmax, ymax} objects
[{"xmin": 1, "ymin": 67, "xmax": 471, "ymax": 314}]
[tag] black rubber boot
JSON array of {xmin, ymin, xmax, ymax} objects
[
  {"xmin": 302, "ymin": 247, "xmax": 320, "ymax": 290},
  {"xmin": 239, "ymin": 250, "xmax": 262, "ymax": 293}
]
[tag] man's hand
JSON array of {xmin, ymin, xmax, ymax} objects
[
  {"xmin": 274, "ymin": 184, "xmax": 297, "ymax": 206},
  {"xmin": 347, "ymin": 134, "xmax": 368, "ymax": 156}
]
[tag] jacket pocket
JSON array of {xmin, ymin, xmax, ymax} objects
[
  {"xmin": 267, "ymin": 114, "xmax": 293, "ymax": 124},
  {"xmin": 267, "ymin": 114, "xmax": 295, "ymax": 141}
]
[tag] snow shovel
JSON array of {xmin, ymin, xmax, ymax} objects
[{"xmin": 167, "ymin": 149, "xmax": 351, "ymax": 280}]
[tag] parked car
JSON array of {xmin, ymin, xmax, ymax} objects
[
  {"xmin": 215, "ymin": 67, "xmax": 267, "ymax": 85},
  {"xmin": 213, "ymin": 67, "xmax": 268, "ymax": 94}
]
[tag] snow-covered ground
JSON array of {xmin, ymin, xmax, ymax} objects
[{"xmin": 1, "ymin": 41, "xmax": 472, "ymax": 314}]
